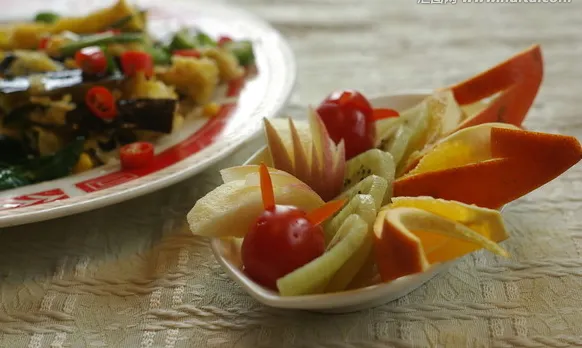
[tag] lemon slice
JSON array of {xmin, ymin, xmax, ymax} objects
[{"xmin": 374, "ymin": 197, "xmax": 509, "ymax": 282}]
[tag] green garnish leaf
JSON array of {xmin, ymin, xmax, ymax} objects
[{"xmin": 34, "ymin": 12, "xmax": 60, "ymax": 24}]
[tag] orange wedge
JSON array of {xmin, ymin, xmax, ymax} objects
[
  {"xmin": 404, "ymin": 122, "xmax": 519, "ymax": 176},
  {"xmin": 444, "ymin": 45, "xmax": 543, "ymax": 131},
  {"xmin": 395, "ymin": 124, "xmax": 582, "ymax": 208},
  {"xmin": 393, "ymin": 155, "xmax": 579, "ymax": 210},
  {"xmin": 373, "ymin": 199, "xmax": 508, "ymax": 282}
]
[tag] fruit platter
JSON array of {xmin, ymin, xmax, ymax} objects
[{"xmin": 187, "ymin": 45, "xmax": 582, "ymax": 311}]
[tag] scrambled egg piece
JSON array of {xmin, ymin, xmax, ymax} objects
[
  {"xmin": 200, "ymin": 47, "xmax": 244, "ymax": 82},
  {"xmin": 156, "ymin": 56, "xmax": 220, "ymax": 104},
  {"xmin": 8, "ymin": 50, "xmax": 64, "ymax": 75},
  {"xmin": 126, "ymin": 72, "xmax": 178, "ymax": 100}
]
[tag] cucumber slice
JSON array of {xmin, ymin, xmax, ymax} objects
[
  {"xmin": 381, "ymin": 124, "xmax": 413, "ymax": 167},
  {"xmin": 346, "ymin": 251, "xmax": 379, "ymax": 290},
  {"xmin": 276, "ymin": 214, "xmax": 368, "ymax": 296},
  {"xmin": 325, "ymin": 231, "xmax": 373, "ymax": 293},
  {"xmin": 396, "ymin": 101, "xmax": 431, "ymax": 175},
  {"xmin": 325, "ymin": 194, "xmax": 376, "ymax": 245},
  {"xmin": 324, "ymin": 198, "xmax": 376, "ymax": 293}
]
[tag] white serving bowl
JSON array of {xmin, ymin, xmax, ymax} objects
[{"xmin": 210, "ymin": 91, "xmax": 457, "ymax": 313}]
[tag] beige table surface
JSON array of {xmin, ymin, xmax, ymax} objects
[{"xmin": 1, "ymin": 0, "xmax": 582, "ymax": 347}]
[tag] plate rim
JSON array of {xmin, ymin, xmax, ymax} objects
[{"xmin": 0, "ymin": 0, "xmax": 297, "ymax": 228}]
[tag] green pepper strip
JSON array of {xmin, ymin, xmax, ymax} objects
[{"xmin": 60, "ymin": 32, "xmax": 145, "ymax": 56}]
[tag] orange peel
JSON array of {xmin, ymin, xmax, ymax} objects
[
  {"xmin": 373, "ymin": 202, "xmax": 508, "ymax": 282},
  {"xmin": 444, "ymin": 44, "xmax": 543, "ymax": 131}
]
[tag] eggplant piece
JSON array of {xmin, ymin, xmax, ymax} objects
[
  {"xmin": 95, "ymin": 128, "xmax": 136, "ymax": 152},
  {"xmin": 66, "ymin": 103, "xmax": 121, "ymax": 136},
  {"xmin": 0, "ymin": 69, "xmax": 125, "ymax": 95},
  {"xmin": 0, "ymin": 135, "xmax": 29, "ymax": 164},
  {"xmin": 3, "ymin": 104, "xmax": 41, "ymax": 127},
  {"xmin": 114, "ymin": 128, "xmax": 137, "ymax": 145},
  {"xmin": 0, "ymin": 54, "xmax": 17, "ymax": 75},
  {"xmin": 117, "ymin": 98, "xmax": 176, "ymax": 133}
]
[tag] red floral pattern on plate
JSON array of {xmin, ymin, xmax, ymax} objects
[{"xmin": 0, "ymin": 189, "xmax": 69, "ymax": 211}]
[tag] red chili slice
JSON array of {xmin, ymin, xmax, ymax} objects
[
  {"xmin": 75, "ymin": 46, "xmax": 108, "ymax": 75},
  {"xmin": 217, "ymin": 36, "xmax": 233, "ymax": 46},
  {"xmin": 85, "ymin": 86, "xmax": 117, "ymax": 120},
  {"xmin": 120, "ymin": 51, "xmax": 154, "ymax": 78},
  {"xmin": 38, "ymin": 37, "xmax": 50, "ymax": 50},
  {"xmin": 120, "ymin": 141, "xmax": 155, "ymax": 170},
  {"xmin": 173, "ymin": 49, "xmax": 201, "ymax": 58}
]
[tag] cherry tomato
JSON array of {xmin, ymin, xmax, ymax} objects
[
  {"xmin": 120, "ymin": 51, "xmax": 154, "ymax": 78},
  {"xmin": 119, "ymin": 141, "xmax": 155, "ymax": 170},
  {"xmin": 316, "ymin": 90, "xmax": 376, "ymax": 160},
  {"xmin": 75, "ymin": 46, "xmax": 108, "ymax": 75},
  {"xmin": 240, "ymin": 164, "xmax": 345, "ymax": 290},
  {"xmin": 173, "ymin": 49, "xmax": 201, "ymax": 58},
  {"xmin": 241, "ymin": 205, "xmax": 325, "ymax": 290},
  {"xmin": 85, "ymin": 86, "xmax": 117, "ymax": 120},
  {"xmin": 322, "ymin": 90, "xmax": 374, "ymax": 120},
  {"xmin": 217, "ymin": 35, "xmax": 233, "ymax": 46}
]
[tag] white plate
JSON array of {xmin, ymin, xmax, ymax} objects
[
  {"xmin": 210, "ymin": 92, "xmax": 458, "ymax": 313},
  {"xmin": 0, "ymin": 0, "xmax": 296, "ymax": 227}
]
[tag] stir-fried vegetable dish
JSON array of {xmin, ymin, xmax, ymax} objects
[{"xmin": 0, "ymin": 0, "xmax": 255, "ymax": 191}]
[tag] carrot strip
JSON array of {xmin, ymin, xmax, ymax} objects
[
  {"xmin": 259, "ymin": 163, "xmax": 275, "ymax": 210},
  {"xmin": 306, "ymin": 199, "xmax": 346, "ymax": 226},
  {"xmin": 373, "ymin": 108, "xmax": 399, "ymax": 121}
]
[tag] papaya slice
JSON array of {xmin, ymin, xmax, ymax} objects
[{"xmin": 444, "ymin": 45, "xmax": 543, "ymax": 131}]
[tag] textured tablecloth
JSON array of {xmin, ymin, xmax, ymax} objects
[{"xmin": 1, "ymin": 0, "xmax": 582, "ymax": 347}]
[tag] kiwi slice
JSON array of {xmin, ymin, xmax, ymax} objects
[
  {"xmin": 324, "ymin": 194, "xmax": 376, "ymax": 245},
  {"xmin": 336, "ymin": 175, "xmax": 388, "ymax": 211},
  {"xmin": 342, "ymin": 149, "xmax": 394, "ymax": 204},
  {"xmin": 276, "ymin": 214, "xmax": 369, "ymax": 297}
]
